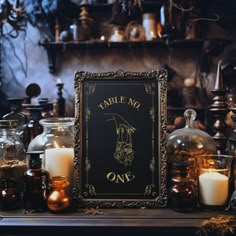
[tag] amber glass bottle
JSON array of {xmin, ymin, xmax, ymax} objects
[
  {"xmin": 47, "ymin": 176, "xmax": 72, "ymax": 213},
  {"xmin": 23, "ymin": 151, "xmax": 50, "ymax": 212},
  {"xmin": 169, "ymin": 161, "xmax": 196, "ymax": 211}
]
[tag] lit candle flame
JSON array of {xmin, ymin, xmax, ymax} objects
[
  {"xmin": 54, "ymin": 141, "xmax": 60, "ymax": 148},
  {"xmin": 100, "ymin": 36, "xmax": 105, "ymax": 41}
]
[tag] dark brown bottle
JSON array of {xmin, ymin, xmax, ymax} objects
[
  {"xmin": 23, "ymin": 151, "xmax": 50, "ymax": 212},
  {"xmin": 169, "ymin": 161, "xmax": 196, "ymax": 212},
  {"xmin": 23, "ymin": 106, "xmax": 43, "ymax": 150},
  {"xmin": 0, "ymin": 178, "xmax": 21, "ymax": 210}
]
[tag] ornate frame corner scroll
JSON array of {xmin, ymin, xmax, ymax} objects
[{"xmin": 74, "ymin": 69, "xmax": 168, "ymax": 208}]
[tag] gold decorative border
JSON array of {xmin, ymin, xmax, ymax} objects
[{"xmin": 73, "ymin": 69, "xmax": 167, "ymax": 208}]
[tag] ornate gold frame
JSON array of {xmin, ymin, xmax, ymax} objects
[{"xmin": 74, "ymin": 69, "xmax": 167, "ymax": 208}]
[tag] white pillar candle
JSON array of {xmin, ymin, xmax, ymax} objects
[
  {"xmin": 45, "ymin": 148, "xmax": 74, "ymax": 184},
  {"xmin": 199, "ymin": 172, "xmax": 228, "ymax": 206}
]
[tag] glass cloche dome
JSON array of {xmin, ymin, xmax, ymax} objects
[{"xmin": 167, "ymin": 109, "xmax": 217, "ymax": 190}]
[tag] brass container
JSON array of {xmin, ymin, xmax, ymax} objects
[{"xmin": 47, "ymin": 176, "xmax": 71, "ymax": 212}]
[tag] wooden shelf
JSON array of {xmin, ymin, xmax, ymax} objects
[
  {"xmin": 0, "ymin": 208, "xmax": 235, "ymax": 236},
  {"xmin": 39, "ymin": 39, "xmax": 205, "ymax": 73}
]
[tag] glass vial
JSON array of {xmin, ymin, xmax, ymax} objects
[
  {"xmin": 23, "ymin": 151, "xmax": 50, "ymax": 212},
  {"xmin": 47, "ymin": 176, "xmax": 72, "ymax": 212}
]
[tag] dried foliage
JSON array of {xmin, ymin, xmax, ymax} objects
[
  {"xmin": 197, "ymin": 215, "xmax": 234, "ymax": 236},
  {"xmin": 85, "ymin": 207, "xmax": 103, "ymax": 215},
  {"xmin": 119, "ymin": 0, "xmax": 143, "ymax": 15}
]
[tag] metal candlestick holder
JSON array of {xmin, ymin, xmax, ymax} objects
[{"xmin": 209, "ymin": 60, "xmax": 228, "ymax": 154}]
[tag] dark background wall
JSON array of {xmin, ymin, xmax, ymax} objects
[{"xmin": 0, "ymin": 0, "xmax": 235, "ymax": 120}]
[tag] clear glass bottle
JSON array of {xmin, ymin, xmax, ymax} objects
[
  {"xmin": 0, "ymin": 120, "xmax": 26, "ymax": 210},
  {"xmin": 47, "ymin": 176, "xmax": 72, "ymax": 212},
  {"xmin": 167, "ymin": 109, "xmax": 217, "ymax": 191},
  {"xmin": 23, "ymin": 151, "xmax": 50, "ymax": 212},
  {"xmin": 169, "ymin": 161, "xmax": 196, "ymax": 211},
  {"xmin": 3, "ymin": 98, "xmax": 27, "ymax": 141},
  {"xmin": 27, "ymin": 118, "xmax": 74, "ymax": 186}
]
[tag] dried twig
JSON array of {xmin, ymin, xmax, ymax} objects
[{"xmin": 85, "ymin": 207, "xmax": 103, "ymax": 215}]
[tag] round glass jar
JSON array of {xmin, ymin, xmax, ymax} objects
[
  {"xmin": 0, "ymin": 120, "xmax": 26, "ymax": 210},
  {"xmin": 27, "ymin": 118, "xmax": 74, "ymax": 185},
  {"xmin": 167, "ymin": 109, "xmax": 217, "ymax": 191}
]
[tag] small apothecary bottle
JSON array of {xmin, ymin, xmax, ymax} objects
[
  {"xmin": 169, "ymin": 161, "xmax": 196, "ymax": 211},
  {"xmin": 0, "ymin": 120, "xmax": 26, "ymax": 210},
  {"xmin": 47, "ymin": 176, "xmax": 72, "ymax": 212},
  {"xmin": 23, "ymin": 106, "xmax": 43, "ymax": 150},
  {"xmin": 23, "ymin": 151, "xmax": 50, "ymax": 212}
]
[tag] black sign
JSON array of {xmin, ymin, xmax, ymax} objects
[{"xmin": 74, "ymin": 70, "xmax": 167, "ymax": 208}]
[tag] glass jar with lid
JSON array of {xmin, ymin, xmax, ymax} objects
[
  {"xmin": 27, "ymin": 118, "xmax": 74, "ymax": 186},
  {"xmin": 0, "ymin": 120, "xmax": 26, "ymax": 210},
  {"xmin": 3, "ymin": 98, "xmax": 27, "ymax": 141},
  {"xmin": 167, "ymin": 109, "xmax": 217, "ymax": 192}
]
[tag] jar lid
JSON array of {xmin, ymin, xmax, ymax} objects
[
  {"xmin": 39, "ymin": 117, "xmax": 75, "ymax": 127},
  {"xmin": 50, "ymin": 176, "xmax": 70, "ymax": 188},
  {"xmin": 0, "ymin": 120, "xmax": 19, "ymax": 129}
]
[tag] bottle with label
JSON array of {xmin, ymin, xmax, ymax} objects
[{"xmin": 23, "ymin": 151, "xmax": 50, "ymax": 212}]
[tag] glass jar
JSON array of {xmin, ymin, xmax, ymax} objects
[
  {"xmin": 196, "ymin": 154, "xmax": 232, "ymax": 210},
  {"xmin": 110, "ymin": 26, "xmax": 124, "ymax": 42},
  {"xmin": 27, "ymin": 118, "xmax": 74, "ymax": 186},
  {"xmin": 142, "ymin": 13, "xmax": 157, "ymax": 41},
  {"xmin": 47, "ymin": 176, "xmax": 72, "ymax": 212},
  {"xmin": 0, "ymin": 120, "xmax": 26, "ymax": 210},
  {"xmin": 167, "ymin": 109, "xmax": 217, "ymax": 191},
  {"xmin": 169, "ymin": 161, "xmax": 196, "ymax": 211},
  {"xmin": 3, "ymin": 98, "xmax": 27, "ymax": 141}
]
